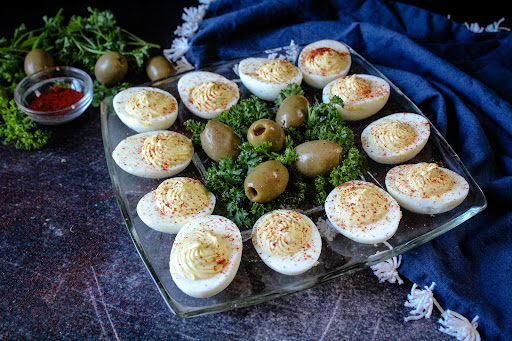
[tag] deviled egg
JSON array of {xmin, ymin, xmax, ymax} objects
[
  {"xmin": 169, "ymin": 215, "xmax": 242, "ymax": 298},
  {"xmin": 177, "ymin": 71, "xmax": 240, "ymax": 119},
  {"xmin": 385, "ymin": 163, "xmax": 469, "ymax": 214},
  {"xmin": 113, "ymin": 86, "xmax": 178, "ymax": 132},
  {"xmin": 325, "ymin": 180, "xmax": 401, "ymax": 244},
  {"xmin": 322, "ymin": 74, "xmax": 390, "ymax": 121},
  {"xmin": 238, "ymin": 58, "xmax": 303, "ymax": 101},
  {"xmin": 252, "ymin": 209, "xmax": 322, "ymax": 276},
  {"xmin": 298, "ymin": 39, "xmax": 351, "ymax": 89},
  {"xmin": 361, "ymin": 113, "xmax": 430, "ymax": 164},
  {"xmin": 112, "ymin": 130, "xmax": 193, "ymax": 178},
  {"xmin": 137, "ymin": 177, "xmax": 216, "ymax": 234}
]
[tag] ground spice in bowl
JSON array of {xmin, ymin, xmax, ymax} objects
[{"xmin": 28, "ymin": 87, "xmax": 84, "ymax": 112}]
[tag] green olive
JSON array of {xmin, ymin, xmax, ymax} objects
[
  {"xmin": 247, "ymin": 119, "xmax": 285, "ymax": 152},
  {"xmin": 146, "ymin": 56, "xmax": 176, "ymax": 81},
  {"xmin": 244, "ymin": 160, "xmax": 289, "ymax": 203},
  {"xmin": 276, "ymin": 95, "xmax": 309, "ymax": 128},
  {"xmin": 24, "ymin": 49, "xmax": 54, "ymax": 76},
  {"xmin": 294, "ymin": 140, "xmax": 343, "ymax": 177},
  {"xmin": 94, "ymin": 51, "xmax": 128, "ymax": 85},
  {"xmin": 200, "ymin": 120, "xmax": 242, "ymax": 162}
]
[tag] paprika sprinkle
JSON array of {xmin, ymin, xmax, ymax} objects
[{"xmin": 28, "ymin": 87, "xmax": 84, "ymax": 111}]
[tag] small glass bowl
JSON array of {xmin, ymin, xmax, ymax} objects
[{"xmin": 14, "ymin": 66, "xmax": 93, "ymax": 125}]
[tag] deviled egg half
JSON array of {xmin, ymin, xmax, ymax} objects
[
  {"xmin": 385, "ymin": 163, "xmax": 469, "ymax": 214},
  {"xmin": 325, "ymin": 180, "xmax": 401, "ymax": 244},
  {"xmin": 322, "ymin": 74, "xmax": 390, "ymax": 121},
  {"xmin": 169, "ymin": 215, "xmax": 242, "ymax": 298},
  {"xmin": 238, "ymin": 58, "xmax": 303, "ymax": 101},
  {"xmin": 113, "ymin": 86, "xmax": 178, "ymax": 132},
  {"xmin": 252, "ymin": 210, "xmax": 322, "ymax": 276},
  {"xmin": 361, "ymin": 113, "xmax": 430, "ymax": 164},
  {"xmin": 177, "ymin": 71, "xmax": 240, "ymax": 119},
  {"xmin": 112, "ymin": 130, "xmax": 193, "ymax": 178},
  {"xmin": 298, "ymin": 39, "xmax": 351, "ymax": 89},
  {"xmin": 137, "ymin": 177, "xmax": 216, "ymax": 234}
]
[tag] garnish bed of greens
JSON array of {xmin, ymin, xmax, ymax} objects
[
  {"xmin": 0, "ymin": 7, "xmax": 160, "ymax": 150},
  {"xmin": 185, "ymin": 84, "xmax": 368, "ymax": 229}
]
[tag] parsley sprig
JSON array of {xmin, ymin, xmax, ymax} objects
[{"xmin": 0, "ymin": 98, "xmax": 50, "ymax": 150}]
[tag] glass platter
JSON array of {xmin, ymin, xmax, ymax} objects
[{"xmin": 100, "ymin": 43, "xmax": 487, "ymax": 318}]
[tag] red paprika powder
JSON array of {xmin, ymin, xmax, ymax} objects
[{"xmin": 28, "ymin": 87, "xmax": 84, "ymax": 111}]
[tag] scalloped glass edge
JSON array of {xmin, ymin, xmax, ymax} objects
[{"xmin": 100, "ymin": 43, "xmax": 487, "ymax": 318}]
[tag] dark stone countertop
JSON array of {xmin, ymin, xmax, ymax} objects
[
  {"xmin": 0, "ymin": 105, "xmax": 455, "ymax": 341},
  {"xmin": 2, "ymin": 1, "xmax": 502, "ymax": 339}
]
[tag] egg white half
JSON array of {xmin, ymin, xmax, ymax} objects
[
  {"xmin": 112, "ymin": 130, "xmax": 193, "ymax": 178},
  {"xmin": 113, "ymin": 86, "xmax": 178, "ymax": 133},
  {"xmin": 177, "ymin": 71, "xmax": 239, "ymax": 119},
  {"xmin": 252, "ymin": 210, "xmax": 322, "ymax": 276},
  {"xmin": 322, "ymin": 74, "xmax": 390, "ymax": 121},
  {"xmin": 324, "ymin": 180, "xmax": 401, "ymax": 244},
  {"xmin": 385, "ymin": 164, "xmax": 470, "ymax": 214},
  {"xmin": 169, "ymin": 215, "xmax": 243, "ymax": 298},
  {"xmin": 298, "ymin": 39, "xmax": 351, "ymax": 89},
  {"xmin": 137, "ymin": 178, "xmax": 216, "ymax": 234},
  {"xmin": 361, "ymin": 113, "xmax": 431, "ymax": 164},
  {"xmin": 238, "ymin": 57, "xmax": 303, "ymax": 102}
]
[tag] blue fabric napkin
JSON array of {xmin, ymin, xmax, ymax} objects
[{"xmin": 185, "ymin": 1, "xmax": 512, "ymax": 339}]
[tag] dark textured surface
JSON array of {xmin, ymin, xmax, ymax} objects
[
  {"xmin": 1, "ymin": 1, "xmax": 504, "ymax": 339},
  {"xmin": 0, "ymin": 107, "xmax": 455, "ymax": 340}
]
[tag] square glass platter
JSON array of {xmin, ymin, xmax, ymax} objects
[{"xmin": 100, "ymin": 43, "xmax": 487, "ymax": 318}]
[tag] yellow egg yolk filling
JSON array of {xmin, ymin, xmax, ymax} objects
[
  {"xmin": 141, "ymin": 132, "xmax": 193, "ymax": 169},
  {"xmin": 256, "ymin": 59, "xmax": 298, "ymax": 83},
  {"xmin": 155, "ymin": 177, "xmax": 209, "ymax": 217},
  {"xmin": 303, "ymin": 47, "xmax": 349, "ymax": 75},
  {"xmin": 190, "ymin": 81, "xmax": 235, "ymax": 112},
  {"xmin": 394, "ymin": 163, "xmax": 455, "ymax": 198},
  {"xmin": 335, "ymin": 183, "xmax": 387, "ymax": 225},
  {"xmin": 368, "ymin": 119, "xmax": 417, "ymax": 152},
  {"xmin": 256, "ymin": 210, "xmax": 311, "ymax": 258},
  {"xmin": 174, "ymin": 229, "xmax": 229, "ymax": 280},
  {"xmin": 331, "ymin": 75, "xmax": 372, "ymax": 102},
  {"xmin": 125, "ymin": 89, "xmax": 176, "ymax": 120}
]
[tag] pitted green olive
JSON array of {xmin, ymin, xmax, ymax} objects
[
  {"xmin": 294, "ymin": 140, "xmax": 343, "ymax": 177},
  {"xmin": 146, "ymin": 56, "xmax": 176, "ymax": 81},
  {"xmin": 94, "ymin": 51, "xmax": 128, "ymax": 85},
  {"xmin": 24, "ymin": 49, "xmax": 54, "ymax": 76},
  {"xmin": 200, "ymin": 120, "xmax": 242, "ymax": 162},
  {"xmin": 276, "ymin": 95, "xmax": 309, "ymax": 128},
  {"xmin": 244, "ymin": 160, "xmax": 289, "ymax": 203},
  {"xmin": 247, "ymin": 119, "xmax": 285, "ymax": 152}
]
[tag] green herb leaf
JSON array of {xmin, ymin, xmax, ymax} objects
[
  {"xmin": 216, "ymin": 95, "xmax": 274, "ymax": 139},
  {"xmin": 274, "ymin": 83, "xmax": 305, "ymax": 106},
  {"xmin": 183, "ymin": 119, "xmax": 206, "ymax": 146},
  {"xmin": 0, "ymin": 98, "xmax": 50, "ymax": 150}
]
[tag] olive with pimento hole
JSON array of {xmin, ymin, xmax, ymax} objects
[
  {"xmin": 247, "ymin": 119, "xmax": 285, "ymax": 152},
  {"xmin": 294, "ymin": 140, "xmax": 343, "ymax": 177},
  {"xmin": 200, "ymin": 120, "xmax": 242, "ymax": 162},
  {"xmin": 275, "ymin": 95, "xmax": 309, "ymax": 128},
  {"xmin": 244, "ymin": 160, "xmax": 289, "ymax": 203}
]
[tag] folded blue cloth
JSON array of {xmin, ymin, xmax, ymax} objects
[{"xmin": 186, "ymin": 1, "xmax": 512, "ymax": 339}]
